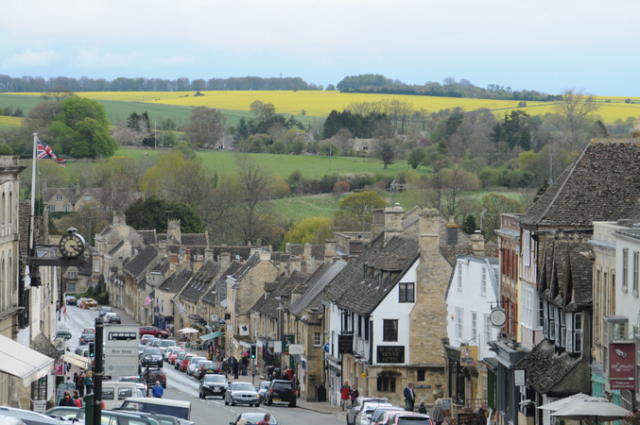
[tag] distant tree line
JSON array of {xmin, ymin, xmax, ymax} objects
[
  {"xmin": 336, "ymin": 74, "xmax": 562, "ymax": 101},
  {"xmin": 0, "ymin": 75, "xmax": 315, "ymax": 92}
]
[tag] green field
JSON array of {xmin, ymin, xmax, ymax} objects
[
  {"xmin": 271, "ymin": 194, "xmax": 342, "ymax": 223},
  {"xmin": 0, "ymin": 94, "xmax": 319, "ymax": 130},
  {"xmin": 116, "ymin": 148, "xmax": 429, "ymax": 179}
]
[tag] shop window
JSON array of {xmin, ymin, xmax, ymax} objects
[
  {"xmin": 377, "ymin": 373, "xmax": 397, "ymax": 393},
  {"xmin": 417, "ymin": 369, "xmax": 426, "ymax": 382},
  {"xmin": 383, "ymin": 320, "xmax": 398, "ymax": 342}
]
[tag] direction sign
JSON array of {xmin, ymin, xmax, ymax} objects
[{"xmin": 56, "ymin": 331, "xmax": 72, "ymax": 341}]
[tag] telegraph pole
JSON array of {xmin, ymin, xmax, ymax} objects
[{"xmin": 92, "ymin": 317, "xmax": 104, "ymax": 425}]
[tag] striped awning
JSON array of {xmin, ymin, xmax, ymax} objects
[{"xmin": 200, "ymin": 331, "xmax": 224, "ymax": 342}]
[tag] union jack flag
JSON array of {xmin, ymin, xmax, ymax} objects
[{"xmin": 36, "ymin": 137, "xmax": 67, "ymax": 168}]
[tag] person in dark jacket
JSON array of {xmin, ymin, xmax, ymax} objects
[
  {"xmin": 403, "ymin": 382, "xmax": 415, "ymax": 412},
  {"xmin": 77, "ymin": 373, "xmax": 86, "ymax": 397},
  {"xmin": 232, "ymin": 356, "xmax": 239, "ymax": 379},
  {"xmin": 418, "ymin": 399, "xmax": 427, "ymax": 414},
  {"xmin": 59, "ymin": 391, "xmax": 76, "ymax": 406}
]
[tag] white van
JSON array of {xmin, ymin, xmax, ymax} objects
[
  {"xmin": 101, "ymin": 381, "xmax": 145, "ymax": 410},
  {"xmin": 121, "ymin": 397, "xmax": 192, "ymax": 425}
]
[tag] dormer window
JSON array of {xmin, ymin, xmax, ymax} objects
[{"xmin": 56, "ymin": 195, "xmax": 62, "ymax": 200}]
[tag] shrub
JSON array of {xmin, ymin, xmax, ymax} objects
[{"xmin": 333, "ymin": 181, "xmax": 350, "ymax": 194}]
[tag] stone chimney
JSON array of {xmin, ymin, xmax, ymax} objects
[
  {"xmin": 204, "ymin": 246, "xmax": 214, "ymax": 263},
  {"xmin": 221, "ymin": 252, "xmax": 231, "ymax": 270},
  {"xmin": 285, "ymin": 242, "xmax": 291, "ymax": 254},
  {"xmin": 158, "ymin": 240, "xmax": 167, "ymax": 258},
  {"xmin": 167, "ymin": 219, "xmax": 181, "ymax": 244},
  {"xmin": 290, "ymin": 256, "xmax": 302, "ymax": 273},
  {"xmin": 471, "ymin": 231, "xmax": 485, "ymax": 257},
  {"xmin": 304, "ymin": 243, "xmax": 312, "ymax": 260},
  {"xmin": 384, "ymin": 204, "xmax": 404, "ymax": 244},
  {"xmin": 113, "ymin": 213, "xmax": 120, "ymax": 226},
  {"xmin": 75, "ymin": 180, "xmax": 80, "ymax": 196},
  {"xmin": 324, "ymin": 239, "xmax": 337, "ymax": 261},
  {"xmin": 419, "ymin": 208, "xmax": 440, "ymax": 258},
  {"xmin": 371, "ymin": 209, "xmax": 385, "ymax": 240},
  {"xmin": 259, "ymin": 250, "xmax": 271, "ymax": 262}
]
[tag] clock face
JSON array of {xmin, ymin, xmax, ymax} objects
[
  {"xmin": 490, "ymin": 308, "xmax": 507, "ymax": 328},
  {"xmin": 59, "ymin": 233, "xmax": 86, "ymax": 259}
]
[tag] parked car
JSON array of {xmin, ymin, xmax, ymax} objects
[
  {"xmin": 187, "ymin": 357, "xmax": 207, "ymax": 377},
  {"xmin": 80, "ymin": 298, "xmax": 98, "ymax": 309},
  {"xmin": 65, "ymin": 295, "xmax": 77, "ymax": 306},
  {"xmin": 165, "ymin": 347, "xmax": 182, "ymax": 362},
  {"xmin": 370, "ymin": 406, "xmax": 404, "ymax": 425},
  {"xmin": 356, "ymin": 401, "xmax": 391, "ymax": 425},
  {"xmin": 75, "ymin": 345, "xmax": 89, "ymax": 358},
  {"xmin": 224, "ymin": 382, "xmax": 260, "ymax": 407},
  {"xmin": 157, "ymin": 329, "xmax": 170, "ymax": 338},
  {"xmin": 0, "ymin": 406, "xmax": 60, "ymax": 425},
  {"xmin": 373, "ymin": 410, "xmax": 407, "ymax": 425},
  {"xmin": 141, "ymin": 347, "xmax": 164, "ymax": 368},
  {"xmin": 156, "ymin": 339, "xmax": 177, "ymax": 355},
  {"xmin": 139, "ymin": 326, "xmax": 160, "ymax": 338},
  {"xmin": 169, "ymin": 349, "xmax": 185, "ymax": 365},
  {"xmin": 387, "ymin": 413, "xmax": 432, "ymax": 425},
  {"xmin": 178, "ymin": 353, "xmax": 197, "ymax": 372},
  {"xmin": 141, "ymin": 366, "xmax": 167, "ymax": 388},
  {"xmin": 199, "ymin": 374, "xmax": 229, "ymax": 399},
  {"xmin": 79, "ymin": 333, "xmax": 95, "ymax": 345},
  {"xmin": 196, "ymin": 361, "xmax": 218, "ymax": 379},
  {"xmin": 99, "ymin": 306, "xmax": 113, "ymax": 317},
  {"xmin": 46, "ymin": 406, "xmax": 165, "ymax": 425},
  {"xmin": 120, "ymin": 398, "xmax": 191, "ymax": 424},
  {"xmin": 256, "ymin": 381, "xmax": 271, "ymax": 399},
  {"xmin": 119, "ymin": 376, "xmax": 148, "ymax": 393},
  {"xmin": 229, "ymin": 412, "xmax": 278, "ymax": 425},
  {"xmin": 264, "ymin": 379, "xmax": 296, "ymax": 407},
  {"xmin": 347, "ymin": 397, "xmax": 390, "ymax": 425},
  {"xmin": 174, "ymin": 351, "xmax": 189, "ymax": 369},
  {"xmin": 102, "ymin": 381, "xmax": 142, "ymax": 410}
]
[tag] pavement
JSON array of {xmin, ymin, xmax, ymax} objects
[{"xmin": 106, "ymin": 305, "xmax": 346, "ymax": 417}]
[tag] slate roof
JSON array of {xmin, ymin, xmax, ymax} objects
[
  {"xmin": 179, "ymin": 261, "xmax": 221, "ymax": 304},
  {"xmin": 289, "ymin": 260, "xmax": 347, "ymax": 316},
  {"xmin": 325, "ymin": 234, "xmax": 420, "ymax": 315},
  {"xmin": 137, "ymin": 230, "xmax": 157, "ymax": 246},
  {"xmin": 43, "ymin": 186, "xmax": 102, "ymax": 206},
  {"xmin": 181, "ymin": 234, "xmax": 207, "ymax": 246},
  {"xmin": 151, "ymin": 260, "xmax": 170, "ymax": 274},
  {"xmin": 520, "ymin": 139, "xmax": 640, "ymax": 228},
  {"xmin": 229, "ymin": 253, "xmax": 261, "ymax": 281},
  {"xmin": 202, "ymin": 262, "xmax": 243, "ymax": 305},
  {"xmin": 158, "ymin": 269, "xmax": 193, "ymax": 293},
  {"xmin": 251, "ymin": 274, "xmax": 289, "ymax": 315},
  {"xmin": 108, "ymin": 240, "xmax": 125, "ymax": 255},
  {"xmin": 210, "ymin": 246, "xmax": 252, "ymax": 262},
  {"xmin": 516, "ymin": 340, "xmax": 589, "ymax": 394},
  {"xmin": 287, "ymin": 244, "xmax": 326, "ymax": 261},
  {"xmin": 123, "ymin": 246, "xmax": 159, "ymax": 279},
  {"xmin": 254, "ymin": 271, "xmax": 309, "ymax": 319}
]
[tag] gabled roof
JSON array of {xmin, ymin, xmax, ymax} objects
[
  {"xmin": 229, "ymin": 253, "xmax": 260, "ymax": 281},
  {"xmin": 158, "ymin": 269, "xmax": 193, "ymax": 293},
  {"xmin": 539, "ymin": 240, "xmax": 592, "ymax": 310},
  {"xmin": 108, "ymin": 240, "xmax": 125, "ymax": 255},
  {"xmin": 289, "ymin": 260, "xmax": 347, "ymax": 316},
  {"xmin": 179, "ymin": 261, "xmax": 221, "ymax": 304},
  {"xmin": 181, "ymin": 234, "xmax": 207, "ymax": 246},
  {"xmin": 43, "ymin": 186, "xmax": 102, "ymax": 206},
  {"xmin": 137, "ymin": 230, "xmax": 157, "ymax": 246},
  {"xmin": 444, "ymin": 256, "xmax": 499, "ymax": 301},
  {"xmin": 325, "ymin": 234, "xmax": 420, "ymax": 315},
  {"xmin": 286, "ymin": 244, "xmax": 326, "ymax": 261},
  {"xmin": 123, "ymin": 246, "xmax": 159, "ymax": 279},
  {"xmin": 254, "ymin": 271, "xmax": 308, "ymax": 318},
  {"xmin": 520, "ymin": 139, "xmax": 640, "ymax": 228},
  {"xmin": 202, "ymin": 262, "xmax": 243, "ymax": 305}
]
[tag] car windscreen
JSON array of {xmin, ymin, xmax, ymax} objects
[
  {"xmin": 238, "ymin": 413, "xmax": 277, "ymax": 424},
  {"xmin": 232, "ymin": 383, "xmax": 255, "ymax": 391},
  {"xmin": 397, "ymin": 418, "xmax": 431, "ymax": 425},
  {"xmin": 145, "ymin": 348, "xmax": 161, "ymax": 355},
  {"xmin": 260, "ymin": 382, "xmax": 270, "ymax": 389},
  {"xmin": 160, "ymin": 340, "xmax": 176, "ymax": 347},
  {"xmin": 273, "ymin": 382, "xmax": 293, "ymax": 390},
  {"xmin": 121, "ymin": 401, "xmax": 189, "ymax": 420},
  {"xmin": 204, "ymin": 375, "xmax": 226, "ymax": 383}
]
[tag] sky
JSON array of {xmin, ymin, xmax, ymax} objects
[{"xmin": 1, "ymin": 0, "xmax": 638, "ymax": 96}]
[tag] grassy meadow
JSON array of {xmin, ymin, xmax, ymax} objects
[
  {"xmin": 6, "ymin": 91, "xmax": 640, "ymax": 124},
  {"xmin": 0, "ymin": 116, "xmax": 23, "ymax": 129}
]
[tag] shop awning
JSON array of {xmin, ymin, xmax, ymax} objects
[
  {"xmin": 200, "ymin": 331, "xmax": 224, "ymax": 341},
  {"xmin": 62, "ymin": 353, "xmax": 91, "ymax": 369},
  {"xmin": 0, "ymin": 334, "xmax": 54, "ymax": 387}
]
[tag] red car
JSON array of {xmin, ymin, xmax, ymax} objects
[
  {"xmin": 179, "ymin": 353, "xmax": 197, "ymax": 372},
  {"xmin": 139, "ymin": 326, "xmax": 170, "ymax": 339},
  {"xmin": 169, "ymin": 350, "xmax": 185, "ymax": 365}
]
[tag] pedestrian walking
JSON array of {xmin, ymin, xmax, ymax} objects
[
  {"xmin": 350, "ymin": 384, "xmax": 359, "ymax": 405},
  {"xmin": 77, "ymin": 372, "xmax": 86, "ymax": 398},
  {"xmin": 418, "ymin": 399, "xmax": 427, "ymax": 414},
  {"xmin": 232, "ymin": 356, "xmax": 239, "ymax": 379},
  {"xmin": 403, "ymin": 382, "xmax": 415, "ymax": 412},
  {"xmin": 340, "ymin": 381, "xmax": 350, "ymax": 411},
  {"xmin": 85, "ymin": 372, "xmax": 93, "ymax": 395},
  {"xmin": 151, "ymin": 381, "xmax": 164, "ymax": 398},
  {"xmin": 242, "ymin": 355, "xmax": 249, "ymax": 376},
  {"xmin": 72, "ymin": 372, "xmax": 79, "ymax": 389},
  {"xmin": 432, "ymin": 399, "xmax": 445, "ymax": 425}
]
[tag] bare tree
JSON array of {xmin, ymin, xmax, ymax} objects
[
  {"xmin": 444, "ymin": 165, "xmax": 480, "ymax": 219},
  {"xmin": 184, "ymin": 107, "xmax": 226, "ymax": 149},
  {"xmin": 112, "ymin": 121, "xmax": 149, "ymax": 146},
  {"xmin": 332, "ymin": 128, "xmax": 353, "ymax": 156},
  {"xmin": 554, "ymin": 89, "xmax": 600, "ymax": 149}
]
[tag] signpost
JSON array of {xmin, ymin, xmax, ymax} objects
[{"xmin": 104, "ymin": 325, "xmax": 139, "ymax": 377}]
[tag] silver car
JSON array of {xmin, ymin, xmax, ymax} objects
[
  {"xmin": 225, "ymin": 382, "xmax": 261, "ymax": 407},
  {"xmin": 187, "ymin": 357, "xmax": 207, "ymax": 376},
  {"xmin": 156, "ymin": 339, "xmax": 177, "ymax": 356},
  {"xmin": 347, "ymin": 397, "xmax": 389, "ymax": 425}
]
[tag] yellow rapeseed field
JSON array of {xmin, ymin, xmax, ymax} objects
[
  {"xmin": 8, "ymin": 91, "xmax": 640, "ymax": 123},
  {"xmin": 0, "ymin": 116, "xmax": 23, "ymax": 128}
]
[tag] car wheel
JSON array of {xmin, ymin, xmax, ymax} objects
[
  {"xmin": 256, "ymin": 403, "xmax": 261, "ymax": 408},
  {"xmin": 231, "ymin": 399, "xmax": 236, "ymax": 406},
  {"xmin": 199, "ymin": 392, "xmax": 203, "ymax": 399},
  {"xmin": 267, "ymin": 398, "xmax": 272, "ymax": 406}
]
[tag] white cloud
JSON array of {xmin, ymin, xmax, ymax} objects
[
  {"xmin": 156, "ymin": 55, "xmax": 196, "ymax": 66},
  {"xmin": 2, "ymin": 49, "xmax": 57, "ymax": 68},
  {"xmin": 75, "ymin": 47, "xmax": 136, "ymax": 68}
]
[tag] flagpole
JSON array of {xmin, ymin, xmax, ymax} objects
[{"xmin": 28, "ymin": 133, "xmax": 37, "ymax": 257}]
